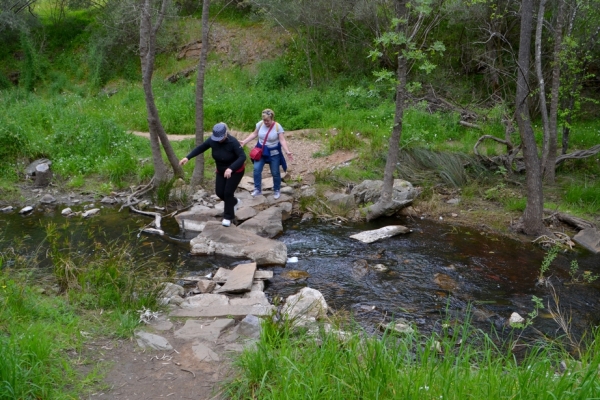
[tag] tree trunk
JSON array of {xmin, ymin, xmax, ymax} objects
[
  {"xmin": 544, "ymin": 0, "xmax": 565, "ymax": 183},
  {"xmin": 140, "ymin": 0, "xmax": 168, "ymax": 183},
  {"xmin": 191, "ymin": 0, "xmax": 211, "ymax": 187},
  {"xmin": 139, "ymin": 0, "xmax": 183, "ymax": 184},
  {"xmin": 535, "ymin": 0, "xmax": 551, "ymax": 174},
  {"xmin": 515, "ymin": 0, "xmax": 545, "ymax": 236},
  {"xmin": 366, "ymin": 0, "xmax": 407, "ymax": 221}
]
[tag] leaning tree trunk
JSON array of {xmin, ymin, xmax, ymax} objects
[
  {"xmin": 191, "ymin": 0, "xmax": 211, "ymax": 187},
  {"xmin": 365, "ymin": 0, "xmax": 408, "ymax": 221},
  {"xmin": 139, "ymin": 0, "xmax": 183, "ymax": 184},
  {"xmin": 140, "ymin": 0, "xmax": 168, "ymax": 183},
  {"xmin": 515, "ymin": 0, "xmax": 545, "ymax": 236}
]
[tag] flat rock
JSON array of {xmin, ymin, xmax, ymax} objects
[
  {"xmin": 349, "ymin": 225, "xmax": 411, "ymax": 244},
  {"xmin": 238, "ymin": 207, "xmax": 283, "ymax": 238},
  {"xmin": 190, "ymin": 221, "xmax": 287, "ymax": 265},
  {"xmin": 174, "ymin": 318, "xmax": 235, "ymax": 341},
  {"xmin": 214, "ymin": 262, "xmax": 256, "ymax": 293},
  {"xmin": 192, "ymin": 342, "xmax": 220, "ymax": 362},
  {"xmin": 573, "ymin": 228, "xmax": 600, "ymax": 254},
  {"xmin": 174, "ymin": 205, "xmax": 222, "ymax": 232},
  {"xmin": 170, "ymin": 292, "xmax": 275, "ymax": 318},
  {"xmin": 134, "ymin": 331, "xmax": 173, "ymax": 351},
  {"xmin": 213, "ymin": 267, "xmax": 273, "ymax": 283}
]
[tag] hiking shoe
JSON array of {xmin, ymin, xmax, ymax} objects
[
  {"xmin": 273, "ymin": 190, "xmax": 281, "ymax": 200},
  {"xmin": 222, "ymin": 219, "xmax": 231, "ymax": 227},
  {"xmin": 251, "ymin": 189, "xmax": 262, "ymax": 197},
  {"xmin": 234, "ymin": 198, "xmax": 241, "ymax": 212}
]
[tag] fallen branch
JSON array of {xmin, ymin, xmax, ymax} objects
[
  {"xmin": 543, "ymin": 209, "xmax": 595, "ymax": 230},
  {"xmin": 555, "ymin": 144, "xmax": 600, "ymax": 166},
  {"xmin": 459, "ymin": 120, "xmax": 481, "ymax": 130},
  {"xmin": 532, "ymin": 232, "xmax": 575, "ymax": 250},
  {"xmin": 119, "ymin": 178, "xmax": 155, "ymax": 211},
  {"xmin": 130, "ymin": 206, "xmax": 162, "ymax": 229}
]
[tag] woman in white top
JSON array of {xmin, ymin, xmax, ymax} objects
[{"xmin": 240, "ymin": 109, "xmax": 294, "ymax": 199}]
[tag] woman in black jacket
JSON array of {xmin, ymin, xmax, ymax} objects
[{"xmin": 179, "ymin": 123, "xmax": 246, "ymax": 227}]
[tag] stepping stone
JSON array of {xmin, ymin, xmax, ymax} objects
[{"xmin": 214, "ymin": 262, "xmax": 256, "ymax": 293}]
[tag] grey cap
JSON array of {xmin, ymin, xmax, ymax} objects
[{"xmin": 210, "ymin": 123, "xmax": 227, "ymax": 141}]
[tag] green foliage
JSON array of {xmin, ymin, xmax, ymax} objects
[
  {"xmin": 0, "ymin": 276, "xmax": 82, "ymax": 399},
  {"xmin": 155, "ymin": 177, "xmax": 176, "ymax": 206},
  {"xmin": 19, "ymin": 30, "xmax": 45, "ymax": 91},
  {"xmin": 328, "ymin": 130, "xmax": 362, "ymax": 152},
  {"xmin": 227, "ymin": 313, "xmax": 600, "ymax": 399},
  {"xmin": 44, "ymin": 222, "xmax": 168, "ymax": 312},
  {"xmin": 563, "ymin": 179, "xmax": 600, "ymax": 215},
  {"xmin": 539, "ymin": 246, "xmax": 559, "ymax": 283},
  {"xmin": 569, "ymin": 259, "xmax": 599, "ymax": 284}
]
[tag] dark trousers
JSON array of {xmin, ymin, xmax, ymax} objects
[{"xmin": 215, "ymin": 169, "xmax": 244, "ymax": 220}]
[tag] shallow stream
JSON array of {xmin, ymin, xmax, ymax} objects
[{"xmin": 2, "ymin": 204, "xmax": 599, "ymax": 339}]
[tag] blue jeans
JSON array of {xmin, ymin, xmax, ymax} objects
[{"xmin": 253, "ymin": 153, "xmax": 281, "ymax": 192}]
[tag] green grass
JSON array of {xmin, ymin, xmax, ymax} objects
[
  {"xmin": 226, "ymin": 316, "xmax": 600, "ymax": 399},
  {"xmin": 0, "ymin": 222, "xmax": 171, "ymax": 398}
]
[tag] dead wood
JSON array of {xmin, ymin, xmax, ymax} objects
[
  {"xmin": 543, "ymin": 209, "xmax": 595, "ymax": 230},
  {"xmin": 555, "ymin": 144, "xmax": 600, "ymax": 166},
  {"xmin": 459, "ymin": 121, "xmax": 481, "ymax": 129},
  {"xmin": 119, "ymin": 178, "xmax": 155, "ymax": 211},
  {"xmin": 130, "ymin": 206, "xmax": 162, "ymax": 229}
]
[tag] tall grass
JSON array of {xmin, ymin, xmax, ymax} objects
[
  {"xmin": 227, "ymin": 316, "xmax": 600, "ymax": 399},
  {"xmin": 0, "ymin": 222, "xmax": 171, "ymax": 398}
]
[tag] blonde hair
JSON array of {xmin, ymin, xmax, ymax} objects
[{"xmin": 262, "ymin": 108, "xmax": 275, "ymax": 120}]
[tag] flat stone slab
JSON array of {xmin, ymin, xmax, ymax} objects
[
  {"xmin": 192, "ymin": 342, "xmax": 220, "ymax": 362},
  {"xmin": 170, "ymin": 292, "xmax": 275, "ymax": 318},
  {"xmin": 174, "ymin": 318, "xmax": 235, "ymax": 341},
  {"xmin": 134, "ymin": 331, "xmax": 173, "ymax": 351},
  {"xmin": 349, "ymin": 225, "xmax": 411, "ymax": 244},
  {"xmin": 213, "ymin": 267, "xmax": 273, "ymax": 283},
  {"xmin": 190, "ymin": 221, "xmax": 287, "ymax": 265},
  {"xmin": 214, "ymin": 262, "xmax": 256, "ymax": 293},
  {"xmin": 573, "ymin": 228, "xmax": 600, "ymax": 254},
  {"xmin": 175, "ymin": 205, "xmax": 222, "ymax": 231}
]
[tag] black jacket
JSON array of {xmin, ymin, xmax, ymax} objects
[{"xmin": 185, "ymin": 136, "xmax": 246, "ymax": 173}]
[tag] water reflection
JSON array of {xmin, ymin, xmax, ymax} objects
[{"xmin": 1, "ymin": 205, "xmax": 599, "ymax": 338}]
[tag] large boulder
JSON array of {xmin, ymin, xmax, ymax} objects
[
  {"xmin": 351, "ymin": 179, "xmax": 418, "ymax": 206},
  {"xmin": 190, "ymin": 221, "xmax": 287, "ymax": 265}
]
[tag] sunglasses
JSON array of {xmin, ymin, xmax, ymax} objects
[{"xmin": 262, "ymin": 110, "xmax": 273, "ymax": 116}]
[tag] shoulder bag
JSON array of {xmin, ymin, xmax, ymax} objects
[{"xmin": 249, "ymin": 122, "xmax": 276, "ymax": 161}]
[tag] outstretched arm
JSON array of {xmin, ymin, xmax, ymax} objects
[
  {"xmin": 240, "ymin": 129, "xmax": 258, "ymax": 147},
  {"xmin": 179, "ymin": 139, "xmax": 210, "ymax": 165}
]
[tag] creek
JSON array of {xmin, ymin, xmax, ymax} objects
[{"xmin": 2, "ymin": 204, "xmax": 599, "ymax": 340}]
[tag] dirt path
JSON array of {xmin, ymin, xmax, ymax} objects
[{"xmin": 130, "ymin": 130, "xmax": 358, "ymax": 180}]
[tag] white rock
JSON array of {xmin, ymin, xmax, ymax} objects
[
  {"xmin": 19, "ymin": 206, "xmax": 33, "ymax": 214},
  {"xmin": 509, "ymin": 312, "xmax": 525, "ymax": 326},
  {"xmin": 82, "ymin": 208, "xmax": 100, "ymax": 218}
]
